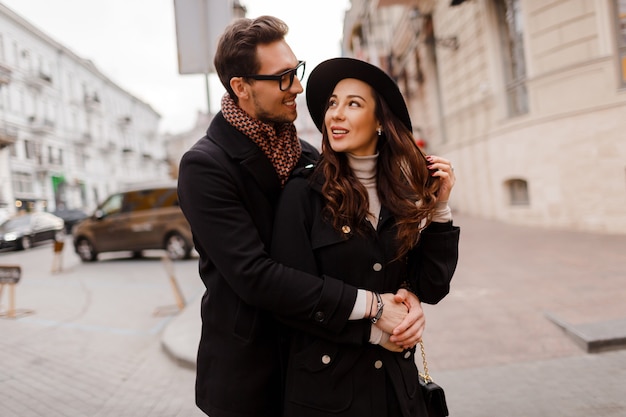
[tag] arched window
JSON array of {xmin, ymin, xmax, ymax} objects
[{"xmin": 505, "ymin": 178, "xmax": 529, "ymax": 206}]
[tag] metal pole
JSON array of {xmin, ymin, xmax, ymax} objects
[{"xmin": 205, "ymin": 73, "xmax": 211, "ymax": 114}]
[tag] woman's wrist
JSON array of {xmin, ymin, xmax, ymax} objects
[{"xmin": 432, "ymin": 201, "xmax": 452, "ymax": 222}]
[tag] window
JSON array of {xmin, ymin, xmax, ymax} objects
[
  {"xmin": 24, "ymin": 140, "xmax": 34, "ymax": 159},
  {"xmin": 616, "ymin": 0, "xmax": 626, "ymax": 88},
  {"xmin": 505, "ymin": 178, "xmax": 529, "ymax": 206},
  {"xmin": 495, "ymin": 0, "xmax": 528, "ymax": 116},
  {"xmin": 12, "ymin": 172, "xmax": 34, "ymax": 194},
  {"xmin": 100, "ymin": 194, "xmax": 123, "ymax": 216}
]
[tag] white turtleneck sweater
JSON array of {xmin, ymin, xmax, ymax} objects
[{"xmin": 346, "ymin": 153, "xmax": 381, "ymax": 229}]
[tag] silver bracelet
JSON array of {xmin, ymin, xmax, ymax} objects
[{"xmin": 370, "ymin": 292, "xmax": 384, "ymax": 324}]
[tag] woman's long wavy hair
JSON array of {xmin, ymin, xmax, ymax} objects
[{"xmin": 316, "ymin": 85, "xmax": 440, "ymax": 259}]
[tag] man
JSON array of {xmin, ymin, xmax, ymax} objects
[{"xmin": 178, "ymin": 16, "xmax": 424, "ymax": 417}]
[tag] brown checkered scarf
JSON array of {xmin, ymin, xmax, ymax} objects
[{"xmin": 221, "ymin": 94, "xmax": 301, "ymax": 187}]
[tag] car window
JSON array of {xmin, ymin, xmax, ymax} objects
[
  {"xmin": 2, "ymin": 215, "xmax": 31, "ymax": 229},
  {"xmin": 121, "ymin": 188, "xmax": 178, "ymax": 212},
  {"xmin": 100, "ymin": 194, "xmax": 123, "ymax": 216},
  {"xmin": 152, "ymin": 188, "xmax": 178, "ymax": 208}
]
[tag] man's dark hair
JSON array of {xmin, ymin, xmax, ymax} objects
[{"xmin": 214, "ymin": 15, "xmax": 289, "ymax": 102}]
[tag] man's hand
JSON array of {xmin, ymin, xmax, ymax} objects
[
  {"xmin": 379, "ymin": 335, "xmax": 404, "ymax": 352},
  {"xmin": 389, "ymin": 288, "xmax": 425, "ymax": 350}
]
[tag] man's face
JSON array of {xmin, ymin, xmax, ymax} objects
[{"xmin": 242, "ymin": 40, "xmax": 303, "ymax": 124}]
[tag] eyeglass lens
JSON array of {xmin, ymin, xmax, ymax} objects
[{"xmin": 280, "ymin": 63, "xmax": 305, "ymax": 91}]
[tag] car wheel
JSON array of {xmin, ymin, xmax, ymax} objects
[
  {"xmin": 165, "ymin": 232, "xmax": 191, "ymax": 260},
  {"xmin": 19, "ymin": 236, "xmax": 32, "ymax": 250},
  {"xmin": 76, "ymin": 238, "xmax": 98, "ymax": 262}
]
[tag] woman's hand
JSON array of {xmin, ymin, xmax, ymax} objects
[{"xmin": 426, "ymin": 155, "xmax": 455, "ymax": 203}]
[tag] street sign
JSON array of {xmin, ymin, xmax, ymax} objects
[
  {"xmin": 173, "ymin": 0, "xmax": 233, "ymax": 74},
  {"xmin": 0, "ymin": 265, "xmax": 21, "ymax": 284}
]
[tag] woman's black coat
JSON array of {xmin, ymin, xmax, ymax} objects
[
  {"xmin": 271, "ymin": 170, "xmax": 460, "ymax": 417},
  {"xmin": 177, "ymin": 113, "xmax": 365, "ymax": 417}
]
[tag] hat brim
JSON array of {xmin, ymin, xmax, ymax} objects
[{"xmin": 305, "ymin": 58, "xmax": 412, "ymax": 133}]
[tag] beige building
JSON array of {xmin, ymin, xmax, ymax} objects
[{"xmin": 343, "ymin": 0, "xmax": 626, "ymax": 233}]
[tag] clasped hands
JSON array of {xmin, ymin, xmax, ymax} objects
[{"xmin": 370, "ymin": 289, "xmax": 424, "ymax": 352}]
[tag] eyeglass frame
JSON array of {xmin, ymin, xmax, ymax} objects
[{"xmin": 235, "ymin": 61, "xmax": 306, "ymax": 91}]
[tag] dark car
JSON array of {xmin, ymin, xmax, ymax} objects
[
  {"xmin": 52, "ymin": 208, "xmax": 89, "ymax": 233},
  {"xmin": 72, "ymin": 185, "xmax": 193, "ymax": 262},
  {"xmin": 0, "ymin": 212, "xmax": 65, "ymax": 251}
]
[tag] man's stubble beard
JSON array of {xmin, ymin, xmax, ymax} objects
[{"xmin": 251, "ymin": 90, "xmax": 297, "ymax": 125}]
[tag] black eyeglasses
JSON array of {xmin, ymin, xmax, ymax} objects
[{"xmin": 237, "ymin": 61, "xmax": 306, "ymax": 91}]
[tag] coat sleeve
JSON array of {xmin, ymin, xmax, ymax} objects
[
  {"xmin": 408, "ymin": 221, "xmax": 460, "ymax": 304},
  {"xmin": 177, "ymin": 144, "xmax": 358, "ymax": 333},
  {"xmin": 271, "ymin": 176, "xmax": 371, "ymax": 345}
]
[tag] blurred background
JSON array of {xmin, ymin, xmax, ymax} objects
[{"xmin": 0, "ymin": 0, "xmax": 625, "ymax": 233}]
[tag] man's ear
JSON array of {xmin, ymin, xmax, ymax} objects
[{"xmin": 230, "ymin": 77, "xmax": 249, "ymax": 101}]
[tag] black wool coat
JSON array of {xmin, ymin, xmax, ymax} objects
[
  {"xmin": 177, "ymin": 112, "xmax": 363, "ymax": 417},
  {"xmin": 271, "ymin": 170, "xmax": 460, "ymax": 417}
]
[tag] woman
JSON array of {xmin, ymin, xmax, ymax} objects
[{"xmin": 272, "ymin": 58, "xmax": 460, "ymax": 417}]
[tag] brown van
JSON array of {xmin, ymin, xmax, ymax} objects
[{"xmin": 72, "ymin": 185, "xmax": 193, "ymax": 261}]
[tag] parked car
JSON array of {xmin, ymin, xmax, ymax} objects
[
  {"xmin": 72, "ymin": 184, "xmax": 194, "ymax": 262},
  {"xmin": 52, "ymin": 208, "xmax": 89, "ymax": 233},
  {"xmin": 0, "ymin": 212, "xmax": 65, "ymax": 251}
]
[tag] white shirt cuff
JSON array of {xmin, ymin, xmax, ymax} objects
[{"xmin": 349, "ymin": 289, "xmax": 368, "ymax": 320}]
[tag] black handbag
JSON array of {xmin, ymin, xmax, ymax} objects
[{"xmin": 418, "ymin": 341, "xmax": 449, "ymax": 417}]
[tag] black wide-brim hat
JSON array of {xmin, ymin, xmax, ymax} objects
[{"xmin": 306, "ymin": 57, "xmax": 412, "ymax": 133}]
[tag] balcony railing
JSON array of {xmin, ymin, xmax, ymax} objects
[
  {"xmin": 0, "ymin": 125, "xmax": 18, "ymax": 149},
  {"xmin": 27, "ymin": 116, "xmax": 55, "ymax": 135},
  {"xmin": 24, "ymin": 71, "xmax": 53, "ymax": 91},
  {"xmin": 0, "ymin": 62, "xmax": 12, "ymax": 86}
]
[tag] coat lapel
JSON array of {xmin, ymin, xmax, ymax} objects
[{"xmin": 207, "ymin": 113, "xmax": 282, "ymax": 202}]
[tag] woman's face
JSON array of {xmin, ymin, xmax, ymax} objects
[{"xmin": 324, "ymin": 78, "xmax": 381, "ymax": 156}]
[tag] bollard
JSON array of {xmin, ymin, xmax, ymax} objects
[
  {"xmin": 154, "ymin": 255, "xmax": 186, "ymax": 316},
  {"xmin": 0, "ymin": 265, "xmax": 33, "ymax": 319},
  {"xmin": 51, "ymin": 239, "xmax": 65, "ymax": 273}
]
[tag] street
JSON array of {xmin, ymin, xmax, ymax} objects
[{"xmin": 0, "ymin": 239, "xmax": 206, "ymax": 417}]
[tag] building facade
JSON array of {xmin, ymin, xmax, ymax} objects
[
  {"xmin": 0, "ymin": 4, "xmax": 167, "ymax": 221},
  {"xmin": 343, "ymin": 0, "xmax": 626, "ymax": 233}
]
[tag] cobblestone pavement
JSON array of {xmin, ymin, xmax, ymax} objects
[
  {"xmin": 0, "ymin": 244, "xmax": 206, "ymax": 417},
  {"xmin": 421, "ymin": 214, "xmax": 626, "ymax": 416}
]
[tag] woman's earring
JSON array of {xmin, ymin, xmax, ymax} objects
[{"xmin": 377, "ymin": 127, "xmax": 382, "ymax": 136}]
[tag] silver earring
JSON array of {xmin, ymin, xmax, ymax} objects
[{"xmin": 377, "ymin": 128, "xmax": 382, "ymax": 136}]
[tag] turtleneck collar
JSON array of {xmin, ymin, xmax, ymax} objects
[{"xmin": 346, "ymin": 153, "xmax": 378, "ymax": 185}]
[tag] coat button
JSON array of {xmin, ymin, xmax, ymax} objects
[
  {"xmin": 314, "ymin": 311, "xmax": 325, "ymax": 322},
  {"xmin": 404, "ymin": 351, "xmax": 412, "ymax": 359},
  {"xmin": 372, "ymin": 263, "xmax": 382, "ymax": 272},
  {"xmin": 374, "ymin": 360, "xmax": 383, "ymax": 369},
  {"xmin": 341, "ymin": 225, "xmax": 351, "ymax": 234},
  {"xmin": 321, "ymin": 355, "xmax": 331, "ymax": 365}
]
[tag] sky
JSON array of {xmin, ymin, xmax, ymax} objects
[{"xmin": 1, "ymin": 0, "xmax": 351, "ymax": 134}]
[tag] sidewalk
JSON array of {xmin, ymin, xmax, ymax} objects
[{"xmin": 161, "ymin": 213, "xmax": 626, "ymax": 416}]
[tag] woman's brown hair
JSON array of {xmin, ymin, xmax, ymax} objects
[{"xmin": 316, "ymin": 86, "xmax": 439, "ymax": 259}]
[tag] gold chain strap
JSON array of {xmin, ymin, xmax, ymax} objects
[{"xmin": 419, "ymin": 340, "xmax": 433, "ymax": 383}]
